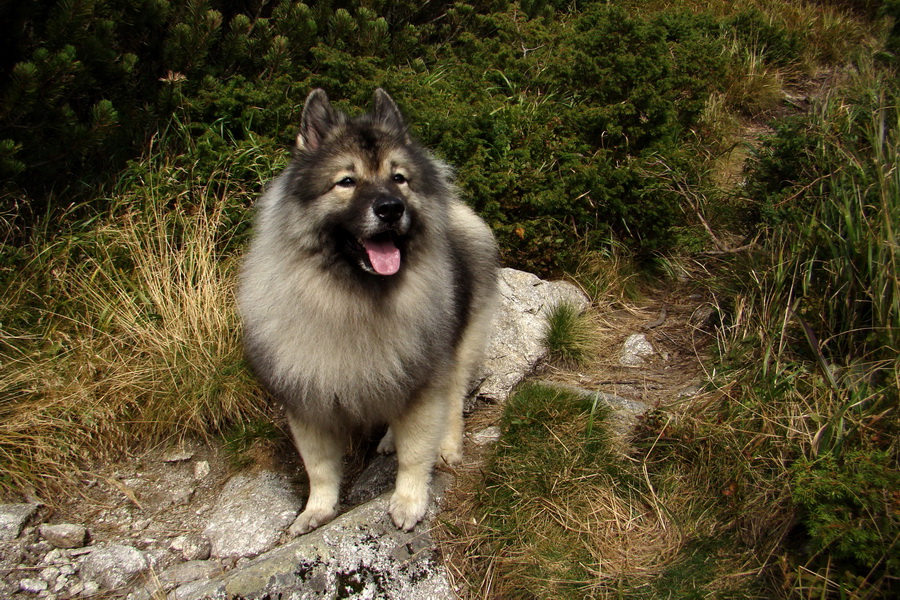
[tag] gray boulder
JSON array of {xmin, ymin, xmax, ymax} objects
[
  {"xmin": 203, "ymin": 471, "xmax": 302, "ymax": 559},
  {"xmin": 479, "ymin": 268, "xmax": 589, "ymax": 401},
  {"xmin": 177, "ymin": 472, "xmax": 455, "ymax": 600}
]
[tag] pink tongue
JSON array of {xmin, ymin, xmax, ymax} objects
[{"xmin": 363, "ymin": 237, "xmax": 401, "ymax": 275}]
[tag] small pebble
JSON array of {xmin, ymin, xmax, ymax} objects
[
  {"xmin": 163, "ymin": 450, "xmax": 195, "ymax": 463},
  {"xmin": 471, "ymin": 426, "xmax": 502, "ymax": 446},
  {"xmin": 19, "ymin": 578, "xmax": 48, "ymax": 593},
  {"xmin": 193, "ymin": 460, "xmax": 211, "ymax": 480}
]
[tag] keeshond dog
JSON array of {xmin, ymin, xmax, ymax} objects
[{"xmin": 237, "ymin": 89, "xmax": 499, "ymax": 534}]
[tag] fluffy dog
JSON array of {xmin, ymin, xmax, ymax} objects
[{"xmin": 237, "ymin": 88, "xmax": 499, "ymax": 533}]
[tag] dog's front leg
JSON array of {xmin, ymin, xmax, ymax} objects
[
  {"xmin": 387, "ymin": 390, "xmax": 447, "ymax": 531},
  {"xmin": 286, "ymin": 414, "xmax": 345, "ymax": 535}
]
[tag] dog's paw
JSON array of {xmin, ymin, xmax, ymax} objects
[
  {"xmin": 376, "ymin": 428, "xmax": 396, "ymax": 454},
  {"xmin": 438, "ymin": 439, "xmax": 463, "ymax": 466},
  {"xmin": 389, "ymin": 489, "xmax": 429, "ymax": 531},
  {"xmin": 288, "ymin": 506, "xmax": 337, "ymax": 536}
]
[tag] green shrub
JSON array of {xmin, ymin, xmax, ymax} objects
[
  {"xmin": 1, "ymin": 1, "xmax": 737, "ymax": 273},
  {"xmin": 791, "ymin": 450, "xmax": 899, "ymax": 575}
]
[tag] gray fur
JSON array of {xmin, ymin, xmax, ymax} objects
[{"xmin": 237, "ymin": 89, "xmax": 499, "ymax": 533}]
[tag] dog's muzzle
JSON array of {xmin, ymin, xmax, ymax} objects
[
  {"xmin": 373, "ymin": 196, "xmax": 405, "ymax": 225},
  {"xmin": 354, "ymin": 195, "xmax": 407, "ymax": 276}
]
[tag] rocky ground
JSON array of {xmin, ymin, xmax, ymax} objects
[{"xmin": 0, "ymin": 268, "xmax": 713, "ymax": 599}]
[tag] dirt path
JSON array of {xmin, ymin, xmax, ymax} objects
[{"xmin": 549, "ymin": 285, "xmax": 715, "ymax": 408}]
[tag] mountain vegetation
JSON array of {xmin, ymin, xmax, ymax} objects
[{"xmin": 1, "ymin": 1, "xmax": 897, "ymax": 597}]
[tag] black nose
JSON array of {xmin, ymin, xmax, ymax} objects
[{"xmin": 373, "ymin": 196, "xmax": 405, "ymax": 224}]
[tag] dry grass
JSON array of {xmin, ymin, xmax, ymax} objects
[
  {"xmin": 437, "ymin": 275, "xmax": 732, "ymax": 598},
  {"xmin": 0, "ymin": 157, "xmax": 268, "ymax": 498},
  {"xmin": 438, "ymin": 384, "xmax": 684, "ymax": 599},
  {"xmin": 724, "ymin": 41, "xmax": 790, "ymax": 116}
]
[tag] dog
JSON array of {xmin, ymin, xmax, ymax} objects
[{"xmin": 237, "ymin": 88, "xmax": 499, "ymax": 534}]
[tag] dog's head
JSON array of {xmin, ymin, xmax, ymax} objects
[{"xmin": 286, "ymin": 88, "xmax": 450, "ymax": 277}]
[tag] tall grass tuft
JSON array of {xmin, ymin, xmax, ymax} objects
[
  {"xmin": 544, "ymin": 302, "xmax": 597, "ymax": 366},
  {"xmin": 0, "ymin": 127, "xmax": 281, "ymax": 496},
  {"xmin": 795, "ymin": 81, "xmax": 900, "ymax": 364},
  {"xmin": 697, "ymin": 55, "xmax": 900, "ymax": 596}
]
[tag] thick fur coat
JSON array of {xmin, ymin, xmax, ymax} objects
[{"xmin": 237, "ymin": 89, "xmax": 498, "ymax": 533}]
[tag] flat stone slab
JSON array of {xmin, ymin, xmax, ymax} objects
[
  {"xmin": 204, "ymin": 471, "xmax": 302, "ymax": 559},
  {"xmin": 177, "ymin": 472, "xmax": 456, "ymax": 600},
  {"xmin": 344, "ymin": 454, "xmax": 398, "ymax": 507}
]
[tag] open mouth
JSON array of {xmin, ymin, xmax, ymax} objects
[
  {"xmin": 340, "ymin": 231, "xmax": 402, "ymax": 276},
  {"xmin": 361, "ymin": 232, "xmax": 401, "ymax": 276}
]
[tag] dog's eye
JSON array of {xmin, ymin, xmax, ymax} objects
[
  {"xmin": 335, "ymin": 177, "xmax": 355, "ymax": 188},
  {"xmin": 392, "ymin": 173, "xmax": 407, "ymax": 184}
]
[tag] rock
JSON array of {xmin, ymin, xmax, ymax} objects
[
  {"xmin": 177, "ymin": 472, "xmax": 456, "ymax": 600},
  {"xmin": 40, "ymin": 548, "xmax": 68, "ymax": 565},
  {"xmin": 52, "ymin": 577, "xmax": 70, "ymax": 594},
  {"xmin": 620, "ymin": 333, "xmax": 655, "ymax": 366},
  {"xmin": 80, "ymin": 543, "xmax": 149, "ymax": 590},
  {"xmin": 157, "ymin": 560, "xmax": 223, "ymax": 589},
  {"xmin": 163, "ymin": 450, "xmax": 195, "ymax": 463},
  {"xmin": 345, "ymin": 454, "xmax": 398, "ymax": 507},
  {"xmin": 68, "ymin": 582, "xmax": 84, "ymax": 596},
  {"xmin": 170, "ymin": 484, "xmax": 196, "ymax": 506},
  {"xmin": 39, "ymin": 523, "xmax": 88, "ymax": 549},
  {"xmin": 479, "ymin": 268, "xmax": 590, "ymax": 402},
  {"xmin": 0, "ymin": 503, "xmax": 39, "ymax": 541},
  {"xmin": 470, "ymin": 426, "xmax": 501, "ymax": 446},
  {"xmin": 170, "ymin": 533, "xmax": 212, "ymax": 561},
  {"xmin": 690, "ymin": 303, "xmax": 717, "ymax": 328},
  {"xmin": 81, "ymin": 580, "xmax": 100, "ymax": 596},
  {"xmin": 59, "ymin": 563, "xmax": 76, "ymax": 577},
  {"xmin": 677, "ymin": 383, "xmax": 703, "ymax": 398},
  {"xmin": 19, "ymin": 578, "xmax": 48, "ymax": 594},
  {"xmin": 193, "ymin": 460, "xmax": 211, "ymax": 480},
  {"xmin": 41, "ymin": 565, "xmax": 60, "ymax": 582},
  {"xmin": 203, "ymin": 471, "xmax": 301, "ymax": 559}
]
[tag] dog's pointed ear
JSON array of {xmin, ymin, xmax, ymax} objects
[
  {"xmin": 373, "ymin": 88, "xmax": 409, "ymax": 142},
  {"xmin": 297, "ymin": 89, "xmax": 337, "ymax": 151}
]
